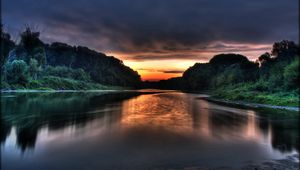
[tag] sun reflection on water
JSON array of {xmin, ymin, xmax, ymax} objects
[
  {"xmin": 120, "ymin": 92, "xmax": 269, "ymax": 143},
  {"xmin": 1, "ymin": 91, "xmax": 298, "ymax": 169},
  {"xmin": 121, "ymin": 93, "xmax": 194, "ymax": 133}
]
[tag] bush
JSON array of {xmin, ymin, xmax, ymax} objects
[
  {"xmin": 1, "ymin": 80, "xmax": 10, "ymax": 89},
  {"xmin": 252, "ymin": 80, "xmax": 268, "ymax": 92},
  {"xmin": 32, "ymin": 47, "xmax": 46, "ymax": 66},
  {"xmin": 72, "ymin": 68, "xmax": 91, "ymax": 82},
  {"xmin": 37, "ymin": 76, "xmax": 106, "ymax": 90},
  {"xmin": 28, "ymin": 58, "xmax": 41, "ymax": 79},
  {"xmin": 43, "ymin": 66, "xmax": 91, "ymax": 82},
  {"xmin": 27, "ymin": 79, "xmax": 43, "ymax": 89},
  {"xmin": 4, "ymin": 60, "xmax": 29, "ymax": 86},
  {"xmin": 284, "ymin": 57, "xmax": 299, "ymax": 89}
]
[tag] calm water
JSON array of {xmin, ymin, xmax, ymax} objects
[{"xmin": 1, "ymin": 91, "xmax": 299, "ymax": 170}]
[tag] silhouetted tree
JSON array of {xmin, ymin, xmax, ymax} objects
[
  {"xmin": 271, "ymin": 40, "xmax": 298, "ymax": 59},
  {"xmin": 19, "ymin": 27, "xmax": 44, "ymax": 52}
]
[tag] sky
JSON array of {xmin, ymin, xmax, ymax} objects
[{"xmin": 2, "ymin": 0, "xmax": 299, "ymax": 81}]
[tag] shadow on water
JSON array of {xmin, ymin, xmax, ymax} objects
[{"xmin": 1, "ymin": 91, "xmax": 140, "ymax": 152}]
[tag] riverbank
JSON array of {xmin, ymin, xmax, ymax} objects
[
  {"xmin": 1, "ymin": 76, "xmax": 128, "ymax": 91},
  {"xmin": 199, "ymin": 96, "xmax": 299, "ymax": 112},
  {"xmin": 1, "ymin": 89, "xmax": 128, "ymax": 93},
  {"xmin": 211, "ymin": 84, "xmax": 299, "ymax": 107},
  {"xmin": 0, "ymin": 89, "xmax": 171, "ymax": 95}
]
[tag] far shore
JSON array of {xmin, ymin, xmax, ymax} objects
[
  {"xmin": 1, "ymin": 89, "xmax": 128, "ymax": 93},
  {"xmin": 0, "ymin": 89, "xmax": 173, "ymax": 94}
]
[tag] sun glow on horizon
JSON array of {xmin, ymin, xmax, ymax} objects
[
  {"xmin": 106, "ymin": 43, "xmax": 271, "ymax": 81},
  {"xmin": 123, "ymin": 60, "xmax": 197, "ymax": 81}
]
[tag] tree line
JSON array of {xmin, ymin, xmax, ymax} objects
[
  {"xmin": 143, "ymin": 40, "xmax": 299, "ymax": 106},
  {"xmin": 1, "ymin": 28, "xmax": 141, "ymax": 90},
  {"xmin": 182, "ymin": 40, "xmax": 298, "ymax": 91}
]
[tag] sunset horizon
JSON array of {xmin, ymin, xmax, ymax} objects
[
  {"xmin": 0, "ymin": 33, "xmax": 276, "ymax": 81},
  {"xmin": 2, "ymin": 27, "xmax": 275, "ymax": 81},
  {"xmin": 2, "ymin": 0, "xmax": 297, "ymax": 81},
  {"xmin": 1, "ymin": 0, "xmax": 299, "ymax": 169}
]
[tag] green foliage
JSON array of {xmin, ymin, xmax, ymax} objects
[
  {"xmin": 28, "ymin": 58, "xmax": 40, "ymax": 80},
  {"xmin": 2, "ymin": 59, "xmax": 118, "ymax": 90},
  {"xmin": 47, "ymin": 43, "xmax": 141, "ymax": 87},
  {"xmin": 32, "ymin": 47, "xmax": 46, "ymax": 66},
  {"xmin": 4, "ymin": 60, "xmax": 29, "ymax": 86},
  {"xmin": 26, "ymin": 76, "xmax": 109, "ymax": 90},
  {"xmin": 264, "ymin": 61, "xmax": 285, "ymax": 91},
  {"xmin": 43, "ymin": 66, "xmax": 91, "ymax": 82},
  {"xmin": 213, "ymin": 83, "xmax": 299, "ymax": 107},
  {"xmin": 27, "ymin": 79, "xmax": 43, "ymax": 89},
  {"xmin": 1, "ymin": 80, "xmax": 10, "ymax": 89},
  {"xmin": 1, "ymin": 27, "xmax": 298, "ymax": 99},
  {"xmin": 284, "ymin": 57, "xmax": 299, "ymax": 89},
  {"xmin": 214, "ymin": 65, "xmax": 243, "ymax": 87},
  {"xmin": 1, "ymin": 28, "xmax": 142, "ymax": 90},
  {"xmin": 182, "ymin": 41, "xmax": 299, "ymax": 106},
  {"xmin": 183, "ymin": 54, "xmax": 259, "ymax": 91}
]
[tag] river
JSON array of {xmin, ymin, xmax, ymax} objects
[{"xmin": 1, "ymin": 90, "xmax": 299, "ymax": 169}]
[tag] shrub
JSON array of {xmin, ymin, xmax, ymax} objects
[
  {"xmin": 32, "ymin": 47, "xmax": 46, "ymax": 66},
  {"xmin": 4, "ymin": 60, "xmax": 29, "ymax": 86},
  {"xmin": 1, "ymin": 80, "xmax": 10, "ymax": 89},
  {"xmin": 28, "ymin": 58, "xmax": 40, "ymax": 79},
  {"xmin": 38, "ymin": 76, "xmax": 105, "ymax": 90},
  {"xmin": 284, "ymin": 57, "xmax": 299, "ymax": 89},
  {"xmin": 43, "ymin": 66, "xmax": 91, "ymax": 81}
]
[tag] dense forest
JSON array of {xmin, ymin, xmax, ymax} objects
[
  {"xmin": 1, "ymin": 28, "xmax": 141, "ymax": 90},
  {"xmin": 145, "ymin": 41, "xmax": 299, "ymax": 106}
]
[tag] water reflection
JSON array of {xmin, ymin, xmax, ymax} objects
[
  {"xmin": 1, "ymin": 92, "xmax": 139, "ymax": 152},
  {"xmin": 121, "ymin": 93, "xmax": 194, "ymax": 133},
  {"xmin": 1, "ymin": 91, "xmax": 299, "ymax": 169}
]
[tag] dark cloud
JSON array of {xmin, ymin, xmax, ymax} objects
[
  {"xmin": 129, "ymin": 54, "xmax": 206, "ymax": 61},
  {"xmin": 2, "ymin": 0, "xmax": 298, "ymax": 61},
  {"xmin": 163, "ymin": 70, "xmax": 184, "ymax": 74},
  {"xmin": 122, "ymin": 43, "xmax": 271, "ymax": 61}
]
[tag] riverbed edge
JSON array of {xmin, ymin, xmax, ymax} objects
[{"xmin": 198, "ymin": 96, "xmax": 300, "ymax": 112}]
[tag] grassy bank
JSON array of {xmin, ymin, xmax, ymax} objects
[
  {"xmin": 1, "ymin": 76, "xmax": 126, "ymax": 91},
  {"xmin": 212, "ymin": 84, "xmax": 299, "ymax": 107}
]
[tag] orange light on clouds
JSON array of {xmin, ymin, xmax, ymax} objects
[{"xmin": 106, "ymin": 42, "xmax": 271, "ymax": 81}]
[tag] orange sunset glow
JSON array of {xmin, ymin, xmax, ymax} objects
[
  {"xmin": 108, "ymin": 43, "xmax": 271, "ymax": 81},
  {"xmin": 123, "ymin": 60, "xmax": 196, "ymax": 81},
  {"xmin": 2, "ymin": 0, "xmax": 299, "ymax": 169}
]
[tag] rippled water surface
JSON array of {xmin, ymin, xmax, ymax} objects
[{"xmin": 1, "ymin": 91, "xmax": 299, "ymax": 169}]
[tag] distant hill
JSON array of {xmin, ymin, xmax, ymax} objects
[
  {"xmin": 142, "ymin": 41, "xmax": 299, "ymax": 106},
  {"xmin": 1, "ymin": 28, "xmax": 141, "ymax": 90},
  {"xmin": 45, "ymin": 42, "xmax": 141, "ymax": 87}
]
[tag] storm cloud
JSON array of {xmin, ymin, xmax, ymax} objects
[{"xmin": 2, "ymin": 0, "xmax": 299, "ymax": 61}]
